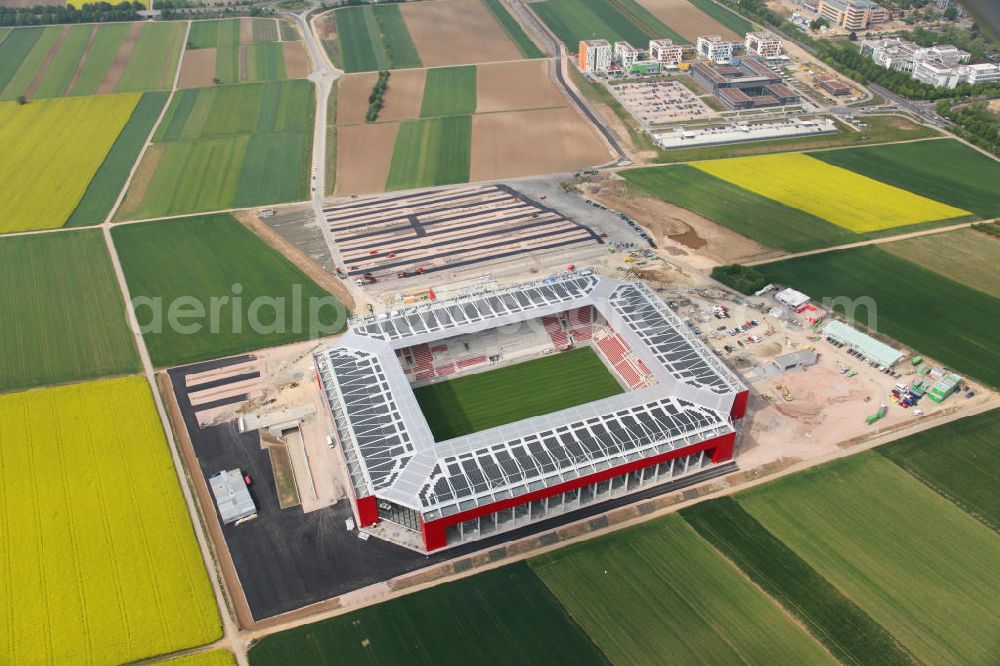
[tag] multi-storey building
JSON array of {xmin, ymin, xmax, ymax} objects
[
  {"xmin": 615, "ymin": 41, "xmax": 642, "ymax": 69},
  {"xmin": 649, "ymin": 38, "xmax": 684, "ymax": 66},
  {"xmin": 744, "ymin": 31, "xmax": 782, "ymax": 58},
  {"xmin": 818, "ymin": 0, "xmax": 888, "ymax": 30},
  {"xmin": 696, "ymin": 35, "xmax": 738, "ymax": 64},
  {"xmin": 578, "ymin": 39, "xmax": 612, "ymax": 72}
]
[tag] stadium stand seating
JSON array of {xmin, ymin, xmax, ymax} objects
[{"xmin": 542, "ymin": 315, "xmax": 569, "ymax": 349}]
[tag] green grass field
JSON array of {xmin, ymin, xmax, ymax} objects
[
  {"xmin": 883, "ymin": 227, "xmax": 1000, "ymax": 298},
  {"xmin": 686, "ymin": 0, "xmax": 754, "ymax": 35},
  {"xmin": 741, "ymin": 453, "xmax": 1000, "ymax": 665},
  {"xmin": 622, "ymin": 164, "xmax": 857, "ymax": 252},
  {"xmin": 758, "ymin": 247, "xmax": 1000, "ymax": 388},
  {"xmin": 681, "ymin": 497, "xmax": 916, "ymax": 665},
  {"xmin": 125, "ymin": 80, "xmax": 313, "ymax": 218},
  {"xmin": 66, "ymin": 92, "xmax": 168, "ymax": 227},
  {"xmin": 878, "ymin": 408, "xmax": 1000, "ymax": 534},
  {"xmin": 811, "ymin": 139, "xmax": 1000, "ymax": 219},
  {"xmin": 249, "ymin": 563, "xmax": 609, "ymax": 665},
  {"xmin": 415, "ymin": 348, "xmax": 624, "ymax": 440},
  {"xmin": 113, "ymin": 214, "xmax": 347, "ymax": 367},
  {"xmin": 533, "ymin": 0, "xmax": 684, "ymax": 49},
  {"xmin": 532, "ymin": 516, "xmax": 834, "ymax": 665},
  {"xmin": 420, "ymin": 65, "xmax": 477, "ymax": 117},
  {"xmin": 69, "ymin": 23, "xmax": 131, "ymax": 95},
  {"xmin": 385, "ymin": 115, "xmax": 472, "ymax": 190},
  {"xmin": 0, "ymin": 231, "xmax": 139, "ymax": 393},
  {"xmin": 333, "ymin": 5, "xmax": 421, "ymax": 72},
  {"xmin": 481, "ymin": 0, "xmax": 544, "ymax": 58}
]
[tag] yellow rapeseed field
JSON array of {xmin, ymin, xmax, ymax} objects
[
  {"xmin": 0, "ymin": 93, "xmax": 139, "ymax": 234},
  {"xmin": 0, "ymin": 376, "xmax": 221, "ymax": 664},
  {"xmin": 693, "ymin": 153, "xmax": 970, "ymax": 232}
]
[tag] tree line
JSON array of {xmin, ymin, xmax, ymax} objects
[
  {"xmin": 366, "ymin": 70, "xmax": 390, "ymax": 122},
  {"xmin": 0, "ymin": 2, "xmax": 144, "ymax": 26},
  {"xmin": 935, "ymin": 100, "xmax": 999, "ymax": 156}
]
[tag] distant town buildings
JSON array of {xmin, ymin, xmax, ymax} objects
[
  {"xmin": 817, "ymin": 0, "xmax": 888, "ymax": 30},
  {"xmin": 860, "ymin": 36, "xmax": 999, "ymax": 88},
  {"xmin": 696, "ymin": 35, "xmax": 739, "ymax": 64},
  {"xmin": 744, "ymin": 31, "xmax": 783, "ymax": 58},
  {"xmin": 578, "ymin": 39, "xmax": 611, "ymax": 72}
]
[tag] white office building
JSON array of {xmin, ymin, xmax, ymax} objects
[
  {"xmin": 615, "ymin": 41, "xmax": 642, "ymax": 69},
  {"xmin": 578, "ymin": 39, "xmax": 612, "ymax": 72},
  {"xmin": 744, "ymin": 31, "xmax": 782, "ymax": 58},
  {"xmin": 697, "ymin": 35, "xmax": 737, "ymax": 64},
  {"xmin": 649, "ymin": 38, "xmax": 683, "ymax": 65}
]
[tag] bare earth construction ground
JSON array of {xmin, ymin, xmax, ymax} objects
[
  {"xmin": 476, "ymin": 60, "xmax": 566, "ymax": 113},
  {"xmin": 334, "ymin": 122, "xmax": 399, "ymax": 196},
  {"xmin": 638, "ymin": 0, "xmax": 741, "ymax": 41},
  {"xmin": 400, "ymin": 0, "xmax": 521, "ymax": 67}
]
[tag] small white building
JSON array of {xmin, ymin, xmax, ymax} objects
[
  {"xmin": 775, "ymin": 287, "xmax": 810, "ymax": 309},
  {"xmin": 913, "ymin": 59, "xmax": 964, "ymax": 88},
  {"xmin": 697, "ymin": 35, "xmax": 737, "ymax": 64},
  {"xmin": 964, "ymin": 62, "xmax": 1000, "ymax": 84},
  {"xmin": 615, "ymin": 41, "xmax": 642, "ymax": 69},
  {"xmin": 578, "ymin": 39, "xmax": 612, "ymax": 72},
  {"xmin": 649, "ymin": 38, "xmax": 683, "ymax": 65},
  {"xmin": 745, "ymin": 31, "xmax": 782, "ymax": 58}
]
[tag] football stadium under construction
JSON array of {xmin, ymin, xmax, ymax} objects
[{"xmin": 315, "ymin": 272, "xmax": 748, "ymax": 552}]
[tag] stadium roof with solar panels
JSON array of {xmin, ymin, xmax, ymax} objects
[{"xmin": 315, "ymin": 272, "xmax": 744, "ymax": 522}]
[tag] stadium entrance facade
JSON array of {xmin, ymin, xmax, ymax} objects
[{"xmin": 316, "ymin": 272, "xmax": 748, "ymax": 552}]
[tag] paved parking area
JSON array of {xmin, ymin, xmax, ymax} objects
[{"xmin": 613, "ymin": 80, "xmax": 712, "ymax": 125}]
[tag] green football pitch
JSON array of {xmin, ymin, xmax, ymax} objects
[{"xmin": 414, "ymin": 347, "xmax": 623, "ymax": 441}]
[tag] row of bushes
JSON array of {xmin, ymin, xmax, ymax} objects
[
  {"xmin": 365, "ymin": 70, "xmax": 390, "ymax": 122},
  {"xmin": 973, "ymin": 221, "xmax": 1000, "ymax": 238},
  {"xmin": 711, "ymin": 264, "xmax": 770, "ymax": 295},
  {"xmin": 0, "ymin": 2, "xmax": 142, "ymax": 26}
]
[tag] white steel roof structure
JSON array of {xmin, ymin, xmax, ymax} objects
[{"xmin": 315, "ymin": 272, "xmax": 744, "ymax": 522}]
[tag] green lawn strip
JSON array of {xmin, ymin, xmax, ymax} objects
[
  {"xmin": 622, "ymin": 164, "xmax": 855, "ymax": 252},
  {"xmin": 533, "ymin": 0, "xmax": 659, "ymax": 49},
  {"xmin": 0, "ymin": 25, "xmax": 60, "ymax": 101},
  {"xmin": 420, "ymin": 65, "xmax": 477, "ymax": 118},
  {"xmin": 758, "ymin": 247, "xmax": 1000, "ymax": 388},
  {"xmin": 113, "ymin": 214, "xmax": 347, "ymax": 367},
  {"xmin": 652, "ymin": 115, "xmax": 939, "ymax": 164},
  {"xmin": 248, "ymin": 562, "xmax": 608, "ymax": 665},
  {"xmin": 877, "ymin": 408, "xmax": 1000, "ymax": 534},
  {"xmin": 531, "ymin": 515, "xmax": 835, "ymax": 665},
  {"xmin": 33, "ymin": 24, "xmax": 94, "ymax": 98},
  {"xmin": 334, "ymin": 5, "xmax": 389, "ymax": 73},
  {"xmin": 480, "ymin": 0, "xmax": 544, "ymax": 57},
  {"xmin": 117, "ymin": 22, "xmax": 185, "ymax": 92},
  {"xmin": 250, "ymin": 17, "xmax": 279, "ymax": 43},
  {"xmin": 246, "ymin": 42, "xmax": 287, "ymax": 82},
  {"xmin": 0, "ymin": 231, "xmax": 140, "ymax": 393},
  {"xmin": 66, "ymin": 92, "xmax": 168, "ymax": 228},
  {"xmin": 740, "ymin": 453, "xmax": 1000, "ymax": 665},
  {"xmin": 414, "ymin": 348, "xmax": 623, "ymax": 440},
  {"xmin": 325, "ymin": 84, "xmax": 336, "ymax": 196},
  {"xmin": 187, "ymin": 20, "xmax": 220, "ymax": 49},
  {"xmin": 385, "ymin": 115, "xmax": 471, "ymax": 190},
  {"xmin": 69, "ymin": 23, "xmax": 130, "ymax": 95},
  {"xmin": 233, "ymin": 131, "xmax": 310, "ymax": 207},
  {"xmin": 810, "ymin": 139, "xmax": 1000, "ymax": 219},
  {"xmin": 0, "ymin": 27, "xmax": 43, "ymax": 94},
  {"xmin": 686, "ymin": 0, "xmax": 754, "ymax": 35},
  {"xmin": 681, "ymin": 497, "xmax": 916, "ymax": 666},
  {"xmin": 373, "ymin": 3, "xmax": 421, "ymax": 69}
]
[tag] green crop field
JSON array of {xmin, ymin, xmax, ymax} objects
[
  {"xmin": 249, "ymin": 563, "xmax": 609, "ymax": 665},
  {"xmin": 882, "ymin": 227, "xmax": 1000, "ymax": 298},
  {"xmin": 532, "ymin": 516, "xmax": 834, "ymax": 665},
  {"xmin": 251, "ymin": 17, "xmax": 279, "ymax": 42},
  {"xmin": 811, "ymin": 139, "xmax": 1000, "ymax": 219},
  {"xmin": 187, "ymin": 20, "xmax": 223, "ymax": 49},
  {"xmin": 742, "ymin": 453, "xmax": 1000, "ymax": 664},
  {"xmin": 686, "ymin": 0, "xmax": 754, "ymax": 35},
  {"xmin": 0, "ymin": 376, "xmax": 221, "ymax": 664},
  {"xmin": 420, "ymin": 65, "xmax": 477, "ymax": 117},
  {"xmin": 69, "ymin": 23, "xmax": 131, "ymax": 95},
  {"xmin": 759, "ymin": 247, "xmax": 1000, "ymax": 387},
  {"xmin": 123, "ymin": 80, "xmax": 313, "ymax": 219},
  {"xmin": 333, "ymin": 5, "xmax": 421, "ymax": 72},
  {"xmin": 0, "ymin": 27, "xmax": 42, "ymax": 94},
  {"xmin": 113, "ymin": 214, "xmax": 348, "ymax": 367},
  {"xmin": 246, "ymin": 42, "xmax": 287, "ymax": 82},
  {"xmin": 66, "ymin": 92, "xmax": 168, "ymax": 227},
  {"xmin": 481, "ymin": 0, "xmax": 544, "ymax": 58},
  {"xmin": 0, "ymin": 231, "xmax": 139, "ymax": 393},
  {"xmin": 533, "ymin": 0, "xmax": 684, "ymax": 50},
  {"xmin": 415, "ymin": 347, "xmax": 623, "ymax": 440},
  {"xmin": 878, "ymin": 408, "xmax": 1000, "ymax": 533},
  {"xmin": 681, "ymin": 498, "xmax": 915, "ymax": 665},
  {"xmin": 0, "ymin": 25, "xmax": 60, "ymax": 101},
  {"xmin": 32, "ymin": 24, "xmax": 92, "ymax": 99},
  {"xmin": 385, "ymin": 115, "xmax": 472, "ymax": 190},
  {"xmin": 116, "ymin": 22, "xmax": 187, "ymax": 92},
  {"xmin": 622, "ymin": 165, "xmax": 856, "ymax": 252}
]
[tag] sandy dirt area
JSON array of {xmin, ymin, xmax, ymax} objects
[
  {"xmin": 282, "ymin": 41, "xmax": 310, "ymax": 79},
  {"xmin": 336, "ymin": 72, "xmax": 378, "ymax": 126},
  {"xmin": 117, "ymin": 144, "xmax": 163, "ymax": 221},
  {"xmin": 470, "ymin": 107, "xmax": 612, "ymax": 182},
  {"xmin": 98, "ymin": 21, "xmax": 143, "ymax": 94},
  {"xmin": 638, "ymin": 0, "xmax": 740, "ymax": 41},
  {"xmin": 988, "ymin": 99, "xmax": 1000, "ymax": 114},
  {"xmin": 379, "ymin": 68, "xmax": 427, "ymax": 122},
  {"xmin": 583, "ymin": 177, "xmax": 774, "ymax": 267},
  {"xmin": 334, "ymin": 122, "xmax": 399, "ymax": 195},
  {"xmin": 476, "ymin": 60, "xmax": 566, "ymax": 113},
  {"xmin": 240, "ymin": 16, "xmax": 254, "ymax": 45},
  {"xmin": 178, "ymin": 48, "xmax": 218, "ymax": 89},
  {"xmin": 400, "ymin": 0, "xmax": 521, "ymax": 67},
  {"xmin": 24, "ymin": 25, "xmax": 68, "ymax": 99}
]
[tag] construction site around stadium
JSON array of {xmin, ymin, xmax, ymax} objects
[{"xmin": 315, "ymin": 271, "xmax": 748, "ymax": 552}]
